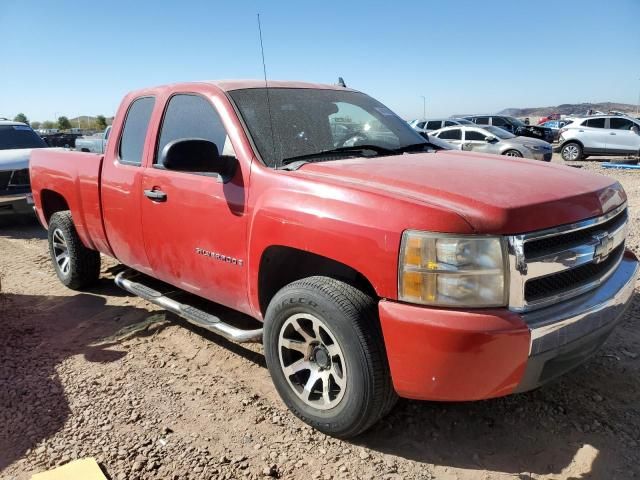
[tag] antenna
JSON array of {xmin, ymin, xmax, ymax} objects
[{"xmin": 257, "ymin": 14, "xmax": 279, "ymax": 168}]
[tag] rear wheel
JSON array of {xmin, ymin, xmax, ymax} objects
[
  {"xmin": 263, "ymin": 276, "xmax": 397, "ymax": 438},
  {"xmin": 503, "ymin": 149, "xmax": 523, "ymax": 157},
  {"xmin": 48, "ymin": 211, "xmax": 100, "ymax": 289},
  {"xmin": 561, "ymin": 142, "xmax": 582, "ymax": 161}
]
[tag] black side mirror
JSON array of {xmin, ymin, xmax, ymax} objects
[
  {"xmin": 485, "ymin": 135, "xmax": 498, "ymax": 143},
  {"xmin": 160, "ymin": 138, "xmax": 237, "ymax": 183}
]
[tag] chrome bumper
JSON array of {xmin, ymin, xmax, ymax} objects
[{"xmin": 515, "ymin": 254, "xmax": 638, "ymax": 391}]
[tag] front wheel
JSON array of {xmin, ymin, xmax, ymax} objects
[
  {"xmin": 561, "ymin": 142, "xmax": 583, "ymax": 161},
  {"xmin": 48, "ymin": 211, "xmax": 100, "ymax": 290},
  {"xmin": 503, "ymin": 149, "xmax": 523, "ymax": 157},
  {"xmin": 263, "ymin": 276, "xmax": 397, "ymax": 438}
]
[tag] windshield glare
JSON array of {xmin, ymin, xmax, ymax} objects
[
  {"xmin": 229, "ymin": 88, "xmax": 428, "ymax": 166},
  {"xmin": 0, "ymin": 125, "xmax": 47, "ymax": 150},
  {"xmin": 484, "ymin": 125, "xmax": 516, "ymax": 139}
]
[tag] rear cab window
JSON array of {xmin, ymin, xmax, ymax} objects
[{"xmin": 119, "ymin": 96, "xmax": 156, "ymax": 165}]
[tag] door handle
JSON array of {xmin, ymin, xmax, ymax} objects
[
  {"xmin": 609, "ymin": 132, "xmax": 616, "ymax": 135},
  {"xmin": 144, "ymin": 189, "xmax": 167, "ymax": 202}
]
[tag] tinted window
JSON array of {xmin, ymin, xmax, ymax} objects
[
  {"xmin": 465, "ymin": 130, "xmax": 487, "ymax": 141},
  {"xmin": 0, "ymin": 125, "xmax": 47, "ymax": 150},
  {"xmin": 426, "ymin": 121, "xmax": 442, "ymax": 130},
  {"xmin": 438, "ymin": 129, "xmax": 461, "ymax": 140},
  {"xmin": 119, "ymin": 97, "xmax": 155, "ymax": 165},
  {"xmin": 444, "ymin": 120, "xmax": 457, "ymax": 127},
  {"xmin": 610, "ymin": 117, "xmax": 636, "ymax": 130},
  {"xmin": 584, "ymin": 118, "xmax": 605, "ymax": 128},
  {"xmin": 156, "ymin": 94, "xmax": 234, "ymax": 164},
  {"xmin": 475, "ymin": 117, "xmax": 489, "ymax": 125},
  {"xmin": 492, "ymin": 117, "xmax": 507, "ymax": 127},
  {"xmin": 416, "ymin": 121, "xmax": 426, "ymax": 129}
]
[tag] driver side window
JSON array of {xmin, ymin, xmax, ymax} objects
[
  {"xmin": 329, "ymin": 102, "xmax": 400, "ymax": 148},
  {"xmin": 155, "ymin": 94, "xmax": 236, "ymax": 168}
]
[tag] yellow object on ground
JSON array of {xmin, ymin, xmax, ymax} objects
[{"xmin": 31, "ymin": 458, "xmax": 107, "ymax": 480}]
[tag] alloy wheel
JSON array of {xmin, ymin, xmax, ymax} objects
[
  {"xmin": 52, "ymin": 228, "xmax": 70, "ymax": 275},
  {"xmin": 278, "ymin": 313, "xmax": 347, "ymax": 410}
]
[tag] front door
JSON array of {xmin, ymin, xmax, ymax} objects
[
  {"xmin": 608, "ymin": 117, "xmax": 640, "ymax": 154},
  {"xmin": 140, "ymin": 93, "xmax": 251, "ymax": 313}
]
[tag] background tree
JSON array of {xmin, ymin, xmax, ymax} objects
[
  {"xmin": 31, "ymin": 121, "xmax": 41, "ymax": 130},
  {"xmin": 13, "ymin": 113, "xmax": 29, "ymax": 124},
  {"xmin": 42, "ymin": 120, "xmax": 56, "ymax": 129},
  {"xmin": 57, "ymin": 116, "xmax": 71, "ymax": 130},
  {"xmin": 96, "ymin": 115, "xmax": 107, "ymax": 130}
]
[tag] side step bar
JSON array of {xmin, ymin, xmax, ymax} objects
[{"xmin": 114, "ymin": 270, "xmax": 263, "ymax": 343}]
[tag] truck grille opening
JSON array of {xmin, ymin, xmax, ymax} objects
[
  {"xmin": 0, "ymin": 168, "xmax": 30, "ymax": 194},
  {"xmin": 524, "ymin": 244, "xmax": 624, "ymax": 303},
  {"xmin": 524, "ymin": 208, "xmax": 627, "ymax": 259}
]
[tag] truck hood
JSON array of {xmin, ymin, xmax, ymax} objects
[
  {"xmin": 0, "ymin": 147, "xmax": 60, "ymax": 171},
  {"xmin": 294, "ymin": 150, "xmax": 625, "ymax": 234}
]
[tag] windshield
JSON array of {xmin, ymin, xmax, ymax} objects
[
  {"xmin": 229, "ymin": 88, "xmax": 428, "ymax": 167},
  {"xmin": 0, "ymin": 125, "xmax": 47, "ymax": 150},
  {"xmin": 484, "ymin": 125, "xmax": 516, "ymax": 139},
  {"xmin": 506, "ymin": 116, "xmax": 525, "ymax": 127}
]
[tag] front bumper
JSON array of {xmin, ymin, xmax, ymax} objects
[
  {"xmin": 379, "ymin": 252, "xmax": 638, "ymax": 401},
  {"xmin": 532, "ymin": 150, "xmax": 553, "ymax": 162},
  {"xmin": 0, "ymin": 193, "xmax": 33, "ymax": 215}
]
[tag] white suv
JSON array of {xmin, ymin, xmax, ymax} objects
[{"xmin": 556, "ymin": 115, "xmax": 640, "ymax": 161}]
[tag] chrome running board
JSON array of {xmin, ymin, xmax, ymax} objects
[{"xmin": 114, "ymin": 270, "xmax": 263, "ymax": 343}]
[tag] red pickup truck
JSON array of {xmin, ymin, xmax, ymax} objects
[{"xmin": 30, "ymin": 81, "xmax": 638, "ymax": 438}]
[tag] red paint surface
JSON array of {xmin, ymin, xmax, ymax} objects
[
  {"xmin": 379, "ymin": 300, "xmax": 531, "ymax": 400},
  {"xmin": 29, "ymin": 81, "xmax": 627, "ymax": 400}
]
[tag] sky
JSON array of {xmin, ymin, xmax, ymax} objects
[{"xmin": 1, "ymin": 0, "xmax": 639, "ymax": 122}]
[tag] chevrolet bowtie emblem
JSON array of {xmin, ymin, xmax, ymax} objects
[{"xmin": 593, "ymin": 231, "xmax": 614, "ymax": 264}]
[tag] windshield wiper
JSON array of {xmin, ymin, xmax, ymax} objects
[{"xmin": 280, "ymin": 145, "xmax": 393, "ymax": 166}]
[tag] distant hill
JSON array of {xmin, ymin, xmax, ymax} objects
[
  {"xmin": 497, "ymin": 102, "xmax": 638, "ymax": 118},
  {"xmin": 69, "ymin": 115, "xmax": 113, "ymax": 127}
]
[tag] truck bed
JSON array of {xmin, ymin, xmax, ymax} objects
[{"xmin": 30, "ymin": 149, "xmax": 112, "ymax": 255}]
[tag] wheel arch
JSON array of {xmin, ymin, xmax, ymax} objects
[
  {"xmin": 257, "ymin": 245, "xmax": 378, "ymax": 317},
  {"xmin": 40, "ymin": 189, "xmax": 70, "ymax": 224}
]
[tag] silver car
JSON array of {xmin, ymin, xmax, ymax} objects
[
  {"xmin": 430, "ymin": 125, "xmax": 553, "ymax": 161},
  {"xmin": 408, "ymin": 118, "xmax": 474, "ymax": 134}
]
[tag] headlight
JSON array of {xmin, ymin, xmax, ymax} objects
[
  {"xmin": 523, "ymin": 143, "xmax": 542, "ymax": 151},
  {"xmin": 398, "ymin": 231, "xmax": 507, "ymax": 307}
]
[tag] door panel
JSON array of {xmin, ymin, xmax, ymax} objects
[
  {"xmin": 140, "ymin": 93, "xmax": 250, "ymax": 313},
  {"xmin": 101, "ymin": 95, "xmax": 156, "ymax": 274}
]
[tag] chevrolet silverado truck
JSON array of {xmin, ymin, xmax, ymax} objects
[{"xmin": 30, "ymin": 81, "xmax": 638, "ymax": 438}]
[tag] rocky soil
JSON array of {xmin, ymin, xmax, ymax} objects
[{"xmin": 1, "ymin": 155, "xmax": 639, "ymax": 480}]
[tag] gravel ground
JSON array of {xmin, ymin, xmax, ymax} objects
[{"xmin": 1, "ymin": 154, "xmax": 640, "ymax": 480}]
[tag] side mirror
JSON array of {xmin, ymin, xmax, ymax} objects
[
  {"xmin": 160, "ymin": 138, "xmax": 237, "ymax": 183},
  {"xmin": 485, "ymin": 135, "xmax": 498, "ymax": 143}
]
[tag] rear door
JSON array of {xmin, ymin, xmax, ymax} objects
[
  {"xmin": 140, "ymin": 93, "xmax": 250, "ymax": 312},
  {"xmin": 580, "ymin": 118, "xmax": 609, "ymax": 153},
  {"xmin": 101, "ymin": 96, "xmax": 156, "ymax": 274},
  {"xmin": 435, "ymin": 128, "xmax": 463, "ymax": 149},
  {"xmin": 608, "ymin": 117, "xmax": 640, "ymax": 154}
]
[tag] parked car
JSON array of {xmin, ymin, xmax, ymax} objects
[
  {"xmin": 431, "ymin": 124, "xmax": 553, "ymax": 161},
  {"xmin": 540, "ymin": 120, "xmax": 573, "ymax": 142},
  {"xmin": 31, "ymin": 80, "xmax": 637, "ymax": 438},
  {"xmin": 464, "ymin": 115, "xmax": 554, "ymax": 143},
  {"xmin": 75, "ymin": 126, "xmax": 111, "ymax": 153},
  {"xmin": 555, "ymin": 115, "xmax": 640, "ymax": 161},
  {"xmin": 0, "ymin": 119, "xmax": 49, "ymax": 215},
  {"xmin": 409, "ymin": 118, "xmax": 474, "ymax": 134},
  {"xmin": 537, "ymin": 113, "xmax": 560, "ymax": 125},
  {"xmin": 40, "ymin": 132, "xmax": 82, "ymax": 149}
]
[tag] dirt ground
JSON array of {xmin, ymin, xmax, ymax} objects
[{"xmin": 1, "ymin": 154, "xmax": 640, "ymax": 480}]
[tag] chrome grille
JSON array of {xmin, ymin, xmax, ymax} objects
[{"xmin": 507, "ymin": 203, "xmax": 628, "ymax": 312}]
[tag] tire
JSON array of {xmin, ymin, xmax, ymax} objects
[
  {"xmin": 503, "ymin": 149, "xmax": 523, "ymax": 157},
  {"xmin": 263, "ymin": 276, "xmax": 397, "ymax": 438},
  {"xmin": 48, "ymin": 211, "xmax": 100, "ymax": 289},
  {"xmin": 561, "ymin": 142, "xmax": 582, "ymax": 161}
]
